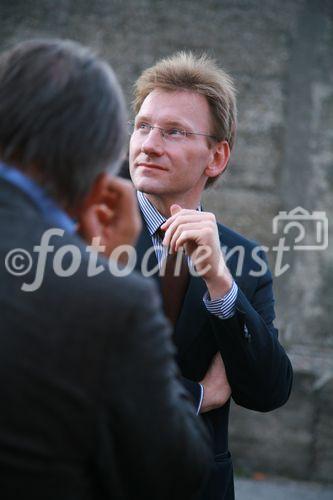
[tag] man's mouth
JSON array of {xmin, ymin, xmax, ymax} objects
[{"xmin": 136, "ymin": 162, "xmax": 167, "ymax": 171}]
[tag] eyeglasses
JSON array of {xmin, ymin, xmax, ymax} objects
[{"xmin": 128, "ymin": 121, "xmax": 219, "ymax": 142}]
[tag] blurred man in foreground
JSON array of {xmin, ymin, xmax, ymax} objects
[{"xmin": 0, "ymin": 39, "xmax": 211, "ymax": 500}]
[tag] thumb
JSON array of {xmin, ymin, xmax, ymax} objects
[{"xmin": 170, "ymin": 204, "xmax": 182, "ymax": 216}]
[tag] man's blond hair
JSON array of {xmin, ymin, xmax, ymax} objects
[{"xmin": 133, "ymin": 52, "xmax": 237, "ymax": 186}]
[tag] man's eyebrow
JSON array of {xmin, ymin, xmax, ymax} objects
[
  {"xmin": 163, "ymin": 119, "xmax": 192, "ymax": 129},
  {"xmin": 135, "ymin": 115, "xmax": 193, "ymax": 129},
  {"xmin": 135, "ymin": 114, "xmax": 151, "ymax": 122}
]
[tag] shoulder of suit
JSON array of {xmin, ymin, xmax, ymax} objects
[
  {"xmin": 216, "ymin": 221, "xmax": 261, "ymax": 252},
  {"xmin": 62, "ymin": 232, "xmax": 157, "ymax": 306},
  {"xmin": 17, "ymin": 214, "xmax": 157, "ymax": 311}
]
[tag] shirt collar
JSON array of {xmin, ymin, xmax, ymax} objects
[
  {"xmin": 137, "ymin": 191, "xmax": 167, "ymax": 236},
  {"xmin": 0, "ymin": 161, "xmax": 76, "ymax": 233},
  {"xmin": 137, "ymin": 190, "xmax": 203, "ymax": 236}
]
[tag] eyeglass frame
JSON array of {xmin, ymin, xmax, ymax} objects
[{"xmin": 128, "ymin": 120, "xmax": 220, "ymax": 142}]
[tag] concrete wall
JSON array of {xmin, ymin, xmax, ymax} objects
[{"xmin": 0, "ymin": 0, "xmax": 332, "ymax": 483}]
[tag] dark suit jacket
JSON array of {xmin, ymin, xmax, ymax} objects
[
  {"xmin": 136, "ymin": 214, "xmax": 293, "ymax": 500},
  {"xmin": 0, "ymin": 179, "xmax": 212, "ymax": 500}
]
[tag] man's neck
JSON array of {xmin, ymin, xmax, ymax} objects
[{"xmin": 145, "ymin": 193, "xmax": 201, "ymax": 217}]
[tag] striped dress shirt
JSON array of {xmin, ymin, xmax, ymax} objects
[{"xmin": 137, "ymin": 191, "xmax": 238, "ymax": 319}]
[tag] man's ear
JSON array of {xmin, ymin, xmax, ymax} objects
[
  {"xmin": 205, "ymin": 140, "xmax": 230, "ymax": 180},
  {"xmin": 76, "ymin": 174, "xmax": 141, "ymax": 255},
  {"xmin": 79, "ymin": 172, "xmax": 118, "ymax": 212},
  {"xmin": 76, "ymin": 173, "xmax": 118, "ymax": 237},
  {"xmin": 80, "ymin": 172, "xmax": 114, "ymax": 210}
]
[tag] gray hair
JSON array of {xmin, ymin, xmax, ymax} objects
[{"xmin": 0, "ymin": 39, "xmax": 127, "ymax": 205}]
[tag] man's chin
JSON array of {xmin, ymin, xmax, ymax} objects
[{"xmin": 132, "ymin": 178, "xmax": 166, "ymax": 195}]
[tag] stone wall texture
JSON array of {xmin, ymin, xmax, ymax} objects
[{"xmin": 0, "ymin": 0, "xmax": 332, "ymax": 483}]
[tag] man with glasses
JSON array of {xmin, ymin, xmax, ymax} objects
[{"xmin": 128, "ymin": 52, "xmax": 293, "ymax": 500}]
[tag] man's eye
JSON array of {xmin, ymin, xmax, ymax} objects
[
  {"xmin": 167, "ymin": 128, "xmax": 185, "ymax": 137},
  {"xmin": 137, "ymin": 122, "xmax": 150, "ymax": 131}
]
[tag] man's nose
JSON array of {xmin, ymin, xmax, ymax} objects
[{"xmin": 141, "ymin": 127, "xmax": 164, "ymax": 156}]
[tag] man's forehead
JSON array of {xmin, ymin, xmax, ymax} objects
[{"xmin": 136, "ymin": 88, "xmax": 211, "ymax": 126}]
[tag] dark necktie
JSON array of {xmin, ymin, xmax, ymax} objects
[{"xmin": 157, "ymin": 229, "xmax": 190, "ymax": 326}]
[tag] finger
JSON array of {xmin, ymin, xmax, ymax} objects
[
  {"xmin": 163, "ymin": 218, "xmax": 215, "ymax": 248},
  {"xmin": 97, "ymin": 204, "xmax": 115, "ymax": 224},
  {"xmin": 162, "ymin": 209, "xmax": 216, "ymax": 229},
  {"xmin": 172, "ymin": 229, "xmax": 203, "ymax": 253},
  {"xmin": 168, "ymin": 222, "xmax": 208, "ymax": 253},
  {"xmin": 162, "ymin": 215, "xmax": 212, "ymax": 244},
  {"xmin": 170, "ymin": 204, "xmax": 183, "ymax": 216},
  {"xmin": 160, "ymin": 209, "xmax": 201, "ymax": 230},
  {"xmin": 77, "ymin": 207, "xmax": 98, "ymax": 240},
  {"xmin": 164, "ymin": 221, "xmax": 198, "ymax": 250},
  {"xmin": 78, "ymin": 203, "xmax": 115, "ymax": 237}
]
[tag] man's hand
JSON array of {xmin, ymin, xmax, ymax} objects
[
  {"xmin": 77, "ymin": 175, "xmax": 141, "ymax": 256},
  {"xmin": 199, "ymin": 352, "xmax": 232, "ymax": 413},
  {"xmin": 160, "ymin": 205, "xmax": 233, "ymax": 299}
]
